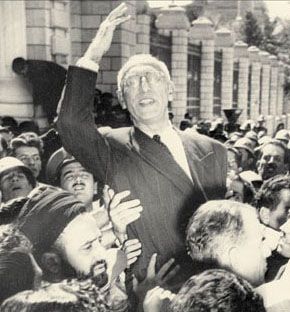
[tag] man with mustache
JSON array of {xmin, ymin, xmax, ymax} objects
[
  {"xmin": 17, "ymin": 186, "xmax": 129, "ymax": 309},
  {"xmin": 257, "ymin": 140, "xmax": 289, "ymax": 181}
]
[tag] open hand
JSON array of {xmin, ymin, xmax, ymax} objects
[
  {"xmin": 135, "ymin": 254, "xmax": 180, "ymax": 305},
  {"xmin": 106, "ymin": 188, "xmax": 143, "ymax": 235},
  {"xmin": 84, "ymin": 3, "xmax": 131, "ymax": 63}
]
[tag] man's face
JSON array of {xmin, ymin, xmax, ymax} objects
[
  {"xmin": 120, "ymin": 65, "xmax": 171, "ymax": 126},
  {"xmin": 58, "ymin": 213, "xmax": 108, "ymax": 287},
  {"xmin": 268, "ymin": 189, "xmax": 290, "ymax": 229},
  {"xmin": 60, "ymin": 162, "xmax": 95, "ymax": 208},
  {"xmin": 257, "ymin": 144, "xmax": 287, "ymax": 180},
  {"xmin": 0, "ymin": 168, "xmax": 33, "ymax": 202},
  {"xmin": 230, "ymin": 213, "xmax": 272, "ymax": 287},
  {"xmin": 15, "ymin": 146, "xmax": 42, "ymax": 178},
  {"xmin": 227, "ymin": 150, "xmax": 239, "ymax": 174}
]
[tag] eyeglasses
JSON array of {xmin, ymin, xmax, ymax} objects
[{"xmin": 122, "ymin": 71, "xmax": 166, "ymax": 90}]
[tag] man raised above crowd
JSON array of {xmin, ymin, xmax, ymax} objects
[{"xmin": 57, "ymin": 3, "xmax": 227, "ymax": 283}]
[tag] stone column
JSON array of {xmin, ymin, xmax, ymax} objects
[
  {"xmin": 277, "ymin": 61, "xmax": 285, "ymax": 117},
  {"xmin": 259, "ymin": 51, "xmax": 270, "ymax": 117},
  {"xmin": 269, "ymin": 56, "xmax": 278, "ymax": 117},
  {"xmin": 156, "ymin": 4, "xmax": 190, "ymax": 123},
  {"xmin": 136, "ymin": 1, "xmax": 150, "ymax": 54},
  {"xmin": 215, "ymin": 27, "xmax": 234, "ymax": 110},
  {"xmin": 0, "ymin": 1, "xmax": 33, "ymax": 120},
  {"xmin": 190, "ymin": 17, "xmax": 215, "ymax": 120},
  {"xmin": 234, "ymin": 41, "xmax": 249, "ymax": 123},
  {"xmin": 248, "ymin": 46, "xmax": 261, "ymax": 121}
]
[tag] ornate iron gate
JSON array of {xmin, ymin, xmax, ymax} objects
[
  {"xmin": 214, "ymin": 50, "xmax": 222, "ymax": 116},
  {"xmin": 247, "ymin": 65, "xmax": 252, "ymax": 117},
  {"xmin": 233, "ymin": 61, "xmax": 239, "ymax": 108},
  {"xmin": 187, "ymin": 43, "xmax": 202, "ymax": 118}
]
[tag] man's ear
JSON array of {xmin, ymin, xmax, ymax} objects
[
  {"xmin": 116, "ymin": 90, "xmax": 126, "ymax": 109},
  {"xmin": 168, "ymin": 81, "xmax": 175, "ymax": 102},
  {"xmin": 93, "ymin": 181, "xmax": 98, "ymax": 195},
  {"xmin": 41, "ymin": 252, "xmax": 62, "ymax": 275},
  {"xmin": 259, "ymin": 207, "xmax": 270, "ymax": 226}
]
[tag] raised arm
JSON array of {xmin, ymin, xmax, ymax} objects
[{"xmin": 57, "ymin": 3, "xmax": 130, "ymax": 182}]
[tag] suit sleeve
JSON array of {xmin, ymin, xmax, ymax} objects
[
  {"xmin": 213, "ymin": 140, "xmax": 227, "ymax": 198},
  {"xmin": 57, "ymin": 66, "xmax": 112, "ymax": 183}
]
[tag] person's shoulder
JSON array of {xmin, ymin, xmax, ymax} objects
[{"xmin": 182, "ymin": 129, "xmax": 226, "ymax": 153}]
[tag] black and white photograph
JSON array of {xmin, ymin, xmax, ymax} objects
[{"xmin": 0, "ymin": 0, "xmax": 290, "ymax": 311}]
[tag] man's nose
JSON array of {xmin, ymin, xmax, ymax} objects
[
  {"xmin": 75, "ymin": 176, "xmax": 82, "ymax": 184},
  {"xmin": 268, "ymin": 156, "xmax": 275, "ymax": 164},
  {"xmin": 27, "ymin": 158, "xmax": 35, "ymax": 165},
  {"xmin": 140, "ymin": 76, "xmax": 150, "ymax": 92},
  {"xmin": 11, "ymin": 174, "xmax": 19, "ymax": 182}
]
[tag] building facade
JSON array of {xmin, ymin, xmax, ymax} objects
[{"xmin": 0, "ymin": 0, "xmax": 288, "ymax": 133}]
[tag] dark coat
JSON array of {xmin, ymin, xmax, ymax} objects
[{"xmin": 57, "ymin": 66, "xmax": 227, "ymax": 282}]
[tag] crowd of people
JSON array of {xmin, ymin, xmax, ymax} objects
[{"xmin": 0, "ymin": 3, "xmax": 290, "ymax": 311}]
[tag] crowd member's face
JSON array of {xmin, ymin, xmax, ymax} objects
[
  {"xmin": 230, "ymin": 213, "xmax": 272, "ymax": 287},
  {"xmin": 227, "ymin": 150, "xmax": 240, "ymax": 174},
  {"xmin": 15, "ymin": 146, "xmax": 42, "ymax": 179},
  {"xmin": 257, "ymin": 144, "xmax": 287, "ymax": 180},
  {"xmin": 237, "ymin": 148, "xmax": 252, "ymax": 170},
  {"xmin": 58, "ymin": 213, "xmax": 108, "ymax": 287},
  {"xmin": 120, "ymin": 65, "xmax": 172, "ymax": 127},
  {"xmin": 268, "ymin": 189, "xmax": 290, "ymax": 230},
  {"xmin": 0, "ymin": 168, "xmax": 33, "ymax": 202},
  {"xmin": 60, "ymin": 162, "xmax": 95, "ymax": 208}
]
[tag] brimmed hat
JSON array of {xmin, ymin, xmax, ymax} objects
[
  {"xmin": 245, "ymin": 131, "xmax": 258, "ymax": 144},
  {"xmin": 0, "ymin": 157, "xmax": 36, "ymax": 188},
  {"xmin": 233, "ymin": 138, "xmax": 254, "ymax": 157},
  {"xmin": 46, "ymin": 148, "xmax": 77, "ymax": 185},
  {"xmin": 275, "ymin": 129, "xmax": 290, "ymax": 142}
]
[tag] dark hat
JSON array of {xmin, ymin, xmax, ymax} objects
[
  {"xmin": 46, "ymin": 148, "xmax": 77, "ymax": 185},
  {"xmin": 18, "ymin": 186, "xmax": 86, "ymax": 255}
]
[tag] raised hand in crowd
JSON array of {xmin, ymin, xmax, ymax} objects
[
  {"xmin": 80, "ymin": 2, "xmax": 130, "ymax": 64},
  {"xmin": 103, "ymin": 186, "xmax": 143, "ymax": 242},
  {"xmin": 134, "ymin": 253, "xmax": 180, "ymax": 310}
]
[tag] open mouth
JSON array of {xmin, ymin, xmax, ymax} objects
[{"xmin": 139, "ymin": 98, "xmax": 154, "ymax": 106}]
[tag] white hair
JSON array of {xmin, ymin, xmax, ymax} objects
[{"xmin": 117, "ymin": 54, "xmax": 171, "ymax": 92}]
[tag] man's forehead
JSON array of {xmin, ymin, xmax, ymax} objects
[
  {"xmin": 61, "ymin": 161, "xmax": 88, "ymax": 173},
  {"xmin": 125, "ymin": 64, "xmax": 163, "ymax": 76},
  {"xmin": 61, "ymin": 213, "xmax": 101, "ymax": 241},
  {"xmin": 3, "ymin": 167, "xmax": 23, "ymax": 177},
  {"xmin": 262, "ymin": 144, "xmax": 284, "ymax": 155},
  {"xmin": 16, "ymin": 145, "xmax": 39, "ymax": 154}
]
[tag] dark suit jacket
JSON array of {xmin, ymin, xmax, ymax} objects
[{"xmin": 57, "ymin": 66, "xmax": 227, "ymax": 282}]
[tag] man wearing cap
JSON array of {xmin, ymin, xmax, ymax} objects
[
  {"xmin": 257, "ymin": 139, "xmax": 289, "ymax": 181},
  {"xmin": 0, "ymin": 157, "xmax": 36, "ymax": 203},
  {"xmin": 57, "ymin": 3, "xmax": 227, "ymax": 285},
  {"xmin": 233, "ymin": 138, "xmax": 256, "ymax": 171}
]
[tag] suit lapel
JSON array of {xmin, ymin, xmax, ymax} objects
[
  {"xmin": 129, "ymin": 127, "xmax": 194, "ymax": 196},
  {"xmin": 178, "ymin": 131, "xmax": 209, "ymax": 201}
]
